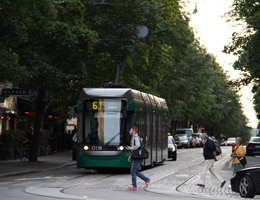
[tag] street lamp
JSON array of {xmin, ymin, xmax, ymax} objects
[
  {"xmin": 193, "ymin": 2, "xmax": 198, "ymax": 14},
  {"xmin": 98, "ymin": 25, "xmax": 148, "ymax": 87}
]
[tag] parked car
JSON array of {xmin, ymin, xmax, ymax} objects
[
  {"xmin": 220, "ymin": 140, "xmax": 227, "ymax": 146},
  {"xmin": 174, "ymin": 134, "xmax": 190, "ymax": 148},
  {"xmin": 246, "ymin": 137, "xmax": 260, "ymax": 156},
  {"xmin": 168, "ymin": 136, "xmax": 177, "ymax": 161},
  {"xmin": 193, "ymin": 133, "xmax": 203, "ymax": 147},
  {"xmin": 176, "ymin": 128, "xmax": 196, "ymax": 148},
  {"xmin": 231, "ymin": 165, "xmax": 260, "ymax": 198},
  {"xmin": 226, "ymin": 137, "xmax": 236, "ymax": 146}
]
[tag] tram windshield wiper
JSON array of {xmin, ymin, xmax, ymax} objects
[{"xmin": 104, "ymin": 132, "xmax": 120, "ymax": 147}]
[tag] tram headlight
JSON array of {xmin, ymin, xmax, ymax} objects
[
  {"xmin": 117, "ymin": 146, "xmax": 124, "ymax": 151},
  {"xmin": 84, "ymin": 145, "xmax": 89, "ymax": 150}
]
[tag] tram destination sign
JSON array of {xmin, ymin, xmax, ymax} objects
[
  {"xmin": 2, "ymin": 89, "xmax": 29, "ymax": 96},
  {"xmin": 86, "ymin": 99, "xmax": 121, "ymax": 111},
  {"xmin": 92, "ymin": 101, "xmax": 119, "ymax": 110}
]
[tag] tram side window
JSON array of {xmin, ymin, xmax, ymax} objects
[
  {"xmin": 162, "ymin": 115, "xmax": 168, "ymax": 149},
  {"xmin": 146, "ymin": 113, "xmax": 151, "ymax": 146},
  {"xmin": 158, "ymin": 115, "xmax": 162, "ymax": 144},
  {"xmin": 136, "ymin": 111, "xmax": 145, "ymax": 144},
  {"xmin": 152, "ymin": 115, "xmax": 157, "ymax": 146}
]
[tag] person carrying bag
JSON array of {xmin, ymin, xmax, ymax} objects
[
  {"xmin": 130, "ymin": 137, "xmax": 149, "ymax": 160},
  {"xmin": 231, "ymin": 137, "xmax": 246, "ymax": 174},
  {"xmin": 125, "ymin": 126, "xmax": 150, "ymax": 190}
]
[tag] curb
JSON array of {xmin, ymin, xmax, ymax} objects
[{"xmin": 0, "ymin": 162, "xmax": 76, "ymax": 178}]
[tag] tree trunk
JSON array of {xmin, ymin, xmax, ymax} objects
[
  {"xmin": 29, "ymin": 88, "xmax": 45, "ymax": 162},
  {"xmin": 184, "ymin": 117, "xmax": 189, "ymax": 128},
  {"xmin": 170, "ymin": 120, "xmax": 178, "ymax": 135},
  {"xmin": 170, "ymin": 120, "xmax": 174, "ymax": 135}
]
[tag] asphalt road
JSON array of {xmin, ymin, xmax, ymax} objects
[{"xmin": 0, "ymin": 146, "xmax": 259, "ymax": 200}]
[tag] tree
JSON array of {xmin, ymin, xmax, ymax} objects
[
  {"xmin": 224, "ymin": 0, "xmax": 260, "ymax": 123},
  {"xmin": 1, "ymin": 0, "xmax": 251, "ymax": 160},
  {"xmin": 0, "ymin": 0, "xmax": 97, "ymax": 161}
]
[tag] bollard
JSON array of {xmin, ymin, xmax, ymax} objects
[{"xmin": 232, "ymin": 142, "xmax": 236, "ymax": 153}]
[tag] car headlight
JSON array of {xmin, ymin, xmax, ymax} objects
[{"xmin": 84, "ymin": 145, "xmax": 89, "ymax": 150}]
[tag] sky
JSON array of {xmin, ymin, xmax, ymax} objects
[{"xmin": 183, "ymin": 0, "xmax": 258, "ymax": 128}]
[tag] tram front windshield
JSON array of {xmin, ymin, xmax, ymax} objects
[{"xmin": 84, "ymin": 99, "xmax": 125, "ymax": 146}]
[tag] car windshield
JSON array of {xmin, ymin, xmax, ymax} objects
[
  {"xmin": 193, "ymin": 134, "xmax": 201, "ymax": 138},
  {"xmin": 83, "ymin": 99, "xmax": 125, "ymax": 146},
  {"xmin": 175, "ymin": 136, "xmax": 187, "ymax": 140},
  {"xmin": 176, "ymin": 130, "xmax": 192, "ymax": 137},
  {"xmin": 228, "ymin": 138, "xmax": 235, "ymax": 142},
  {"xmin": 249, "ymin": 137, "xmax": 260, "ymax": 143},
  {"xmin": 168, "ymin": 137, "xmax": 173, "ymax": 144}
]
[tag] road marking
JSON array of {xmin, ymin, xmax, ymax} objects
[
  {"xmin": 175, "ymin": 155, "xmax": 229, "ymax": 191},
  {"xmin": 175, "ymin": 175, "xmax": 189, "ymax": 177},
  {"xmin": 228, "ymin": 161, "xmax": 233, "ymax": 169},
  {"xmin": 15, "ymin": 176, "xmax": 69, "ymax": 181}
]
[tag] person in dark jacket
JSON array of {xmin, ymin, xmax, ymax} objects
[
  {"xmin": 196, "ymin": 133, "xmax": 226, "ymax": 188},
  {"xmin": 26, "ymin": 127, "xmax": 34, "ymax": 141}
]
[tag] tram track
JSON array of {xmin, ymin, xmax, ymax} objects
[
  {"xmin": 22, "ymin": 149, "xmax": 230, "ymax": 199},
  {"xmin": 143, "ymin": 155, "xmax": 229, "ymax": 194},
  {"xmin": 60, "ymin": 173, "xmax": 118, "ymax": 196},
  {"xmin": 176, "ymin": 155, "xmax": 229, "ymax": 192},
  {"xmin": 23, "ymin": 170, "xmax": 118, "ymax": 199}
]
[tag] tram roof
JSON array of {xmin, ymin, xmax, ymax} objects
[{"xmin": 80, "ymin": 88, "xmax": 168, "ymax": 107}]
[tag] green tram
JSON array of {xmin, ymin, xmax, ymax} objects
[{"xmin": 76, "ymin": 88, "xmax": 169, "ymax": 170}]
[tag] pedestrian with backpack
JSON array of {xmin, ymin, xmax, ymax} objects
[
  {"xmin": 125, "ymin": 126, "xmax": 150, "ymax": 190},
  {"xmin": 196, "ymin": 133, "xmax": 226, "ymax": 188}
]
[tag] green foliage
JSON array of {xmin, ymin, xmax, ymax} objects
[
  {"xmin": 224, "ymin": 0, "xmax": 260, "ymax": 124},
  {"xmin": 0, "ymin": 130, "xmax": 26, "ymax": 152}
]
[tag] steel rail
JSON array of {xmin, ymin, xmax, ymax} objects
[
  {"xmin": 176, "ymin": 155, "xmax": 229, "ymax": 192},
  {"xmin": 143, "ymin": 155, "xmax": 229, "ymax": 193}
]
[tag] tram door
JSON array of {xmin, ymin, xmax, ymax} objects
[
  {"xmin": 145, "ymin": 113, "xmax": 151, "ymax": 166},
  {"xmin": 157, "ymin": 115, "xmax": 162, "ymax": 162},
  {"xmin": 152, "ymin": 114, "xmax": 157, "ymax": 163}
]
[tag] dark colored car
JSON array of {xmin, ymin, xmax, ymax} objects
[
  {"xmin": 176, "ymin": 128, "xmax": 196, "ymax": 148},
  {"xmin": 174, "ymin": 134, "xmax": 190, "ymax": 148},
  {"xmin": 168, "ymin": 136, "xmax": 177, "ymax": 161},
  {"xmin": 231, "ymin": 165, "xmax": 260, "ymax": 198},
  {"xmin": 246, "ymin": 137, "xmax": 260, "ymax": 156}
]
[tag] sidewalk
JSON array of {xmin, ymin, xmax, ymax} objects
[{"xmin": 0, "ymin": 151, "xmax": 76, "ymax": 178}]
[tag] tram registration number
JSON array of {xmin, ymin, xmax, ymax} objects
[{"xmin": 91, "ymin": 146, "xmax": 102, "ymax": 151}]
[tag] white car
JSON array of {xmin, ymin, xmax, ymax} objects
[{"xmin": 226, "ymin": 137, "xmax": 236, "ymax": 146}]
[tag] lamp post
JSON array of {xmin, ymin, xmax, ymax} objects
[
  {"xmin": 97, "ymin": 38, "xmax": 135, "ymax": 86},
  {"xmin": 98, "ymin": 25, "xmax": 148, "ymax": 87},
  {"xmin": 193, "ymin": 2, "xmax": 198, "ymax": 14}
]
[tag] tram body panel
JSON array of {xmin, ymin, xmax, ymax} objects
[{"xmin": 77, "ymin": 147, "xmax": 131, "ymax": 169}]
